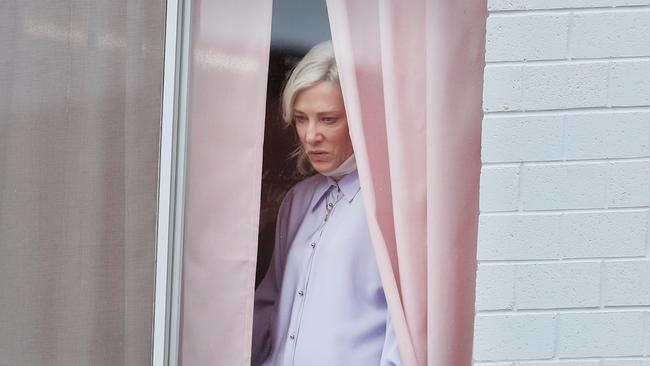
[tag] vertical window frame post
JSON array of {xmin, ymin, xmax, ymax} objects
[{"xmin": 153, "ymin": 0, "xmax": 192, "ymax": 364}]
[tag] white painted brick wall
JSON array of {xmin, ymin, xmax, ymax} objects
[
  {"xmin": 557, "ymin": 312, "xmax": 646, "ymax": 357},
  {"xmin": 474, "ymin": 314, "xmax": 557, "ymax": 360},
  {"xmin": 515, "ymin": 262, "xmax": 601, "ymax": 309},
  {"xmin": 570, "ymin": 11, "xmax": 650, "ymax": 58},
  {"xmin": 475, "ymin": 1, "xmax": 650, "ymax": 365},
  {"xmin": 603, "ymin": 260, "xmax": 650, "ymax": 305}
]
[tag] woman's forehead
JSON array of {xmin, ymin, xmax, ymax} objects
[{"xmin": 293, "ymin": 81, "xmax": 344, "ymax": 112}]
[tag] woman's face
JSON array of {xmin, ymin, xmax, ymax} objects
[{"xmin": 293, "ymin": 81, "xmax": 353, "ymax": 174}]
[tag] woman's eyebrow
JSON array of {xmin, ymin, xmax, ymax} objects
[{"xmin": 292, "ymin": 109, "xmax": 341, "ymax": 116}]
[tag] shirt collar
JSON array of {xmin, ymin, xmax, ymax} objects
[{"xmin": 310, "ymin": 169, "xmax": 361, "ymax": 212}]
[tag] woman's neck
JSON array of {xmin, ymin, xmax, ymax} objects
[{"xmin": 321, "ymin": 153, "xmax": 356, "ymax": 179}]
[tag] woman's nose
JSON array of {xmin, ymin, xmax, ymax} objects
[{"xmin": 305, "ymin": 121, "xmax": 322, "ymax": 144}]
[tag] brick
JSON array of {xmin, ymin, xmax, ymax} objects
[
  {"xmin": 480, "ymin": 166, "xmax": 520, "ymax": 212},
  {"xmin": 610, "ymin": 61, "xmax": 650, "ymax": 107},
  {"xmin": 475, "ymin": 264, "xmax": 515, "ymax": 311},
  {"xmin": 571, "ymin": 10, "xmax": 650, "ymax": 59},
  {"xmin": 602, "ymin": 361, "xmax": 650, "ymax": 366},
  {"xmin": 483, "ymin": 65, "xmax": 523, "ymax": 112},
  {"xmin": 488, "ymin": 0, "xmax": 650, "ymax": 11},
  {"xmin": 564, "ymin": 112, "xmax": 650, "ymax": 160},
  {"xmin": 557, "ymin": 312, "xmax": 645, "ymax": 357},
  {"xmin": 607, "ymin": 161, "xmax": 650, "ymax": 208},
  {"xmin": 523, "ymin": 62, "xmax": 609, "ymax": 111},
  {"xmin": 521, "ymin": 163, "xmax": 607, "ymax": 210},
  {"xmin": 473, "ymin": 314, "xmax": 556, "ymax": 361},
  {"xmin": 561, "ymin": 211, "xmax": 648, "ymax": 258},
  {"xmin": 482, "ymin": 115, "xmax": 564, "ymax": 163},
  {"xmin": 486, "ymin": 14, "xmax": 569, "ymax": 62},
  {"xmin": 603, "ymin": 260, "xmax": 650, "ymax": 306},
  {"xmin": 515, "ymin": 262, "xmax": 600, "ymax": 309},
  {"xmin": 477, "ymin": 214, "xmax": 562, "ymax": 260},
  {"xmin": 520, "ymin": 362, "xmax": 600, "ymax": 366}
]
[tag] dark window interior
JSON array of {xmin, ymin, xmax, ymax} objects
[{"xmin": 256, "ymin": 0, "xmax": 331, "ymax": 287}]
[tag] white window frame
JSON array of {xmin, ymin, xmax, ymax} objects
[{"xmin": 153, "ymin": 0, "xmax": 192, "ymax": 364}]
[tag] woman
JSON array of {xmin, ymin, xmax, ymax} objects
[{"xmin": 252, "ymin": 41, "xmax": 402, "ymax": 366}]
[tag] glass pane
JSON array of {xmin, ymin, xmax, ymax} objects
[{"xmin": 0, "ymin": 1, "xmax": 165, "ymax": 364}]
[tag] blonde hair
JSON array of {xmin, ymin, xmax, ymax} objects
[{"xmin": 280, "ymin": 41, "xmax": 339, "ymax": 176}]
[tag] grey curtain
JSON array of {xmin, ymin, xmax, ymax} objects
[{"xmin": 0, "ymin": 1, "xmax": 165, "ymax": 364}]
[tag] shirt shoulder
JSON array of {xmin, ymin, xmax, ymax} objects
[
  {"xmin": 274, "ymin": 174, "xmax": 325, "ymax": 256},
  {"xmin": 281, "ymin": 173, "xmax": 325, "ymax": 211}
]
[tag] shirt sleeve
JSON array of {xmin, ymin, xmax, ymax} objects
[
  {"xmin": 379, "ymin": 311, "xmax": 403, "ymax": 366},
  {"xmin": 251, "ymin": 190, "xmax": 293, "ymax": 366},
  {"xmin": 250, "ymin": 255, "xmax": 277, "ymax": 365}
]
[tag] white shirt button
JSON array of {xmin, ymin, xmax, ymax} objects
[{"xmin": 298, "ymin": 290, "xmax": 304, "ymax": 296}]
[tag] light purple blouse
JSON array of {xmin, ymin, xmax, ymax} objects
[{"xmin": 252, "ymin": 170, "xmax": 402, "ymax": 366}]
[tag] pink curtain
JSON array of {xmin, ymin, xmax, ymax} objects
[
  {"xmin": 179, "ymin": 0, "xmax": 272, "ymax": 365},
  {"xmin": 179, "ymin": 1, "xmax": 485, "ymax": 364},
  {"xmin": 326, "ymin": 1, "xmax": 487, "ymax": 365}
]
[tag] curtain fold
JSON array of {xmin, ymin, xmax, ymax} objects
[
  {"xmin": 179, "ymin": 1, "xmax": 272, "ymax": 365},
  {"xmin": 326, "ymin": 1, "xmax": 487, "ymax": 365},
  {"xmin": 425, "ymin": 2, "xmax": 488, "ymax": 365}
]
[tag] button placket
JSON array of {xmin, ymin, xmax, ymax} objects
[
  {"xmin": 286, "ymin": 187, "xmax": 340, "ymax": 364},
  {"xmin": 286, "ymin": 227, "xmax": 324, "ymax": 358}
]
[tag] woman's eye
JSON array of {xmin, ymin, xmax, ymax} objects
[
  {"xmin": 322, "ymin": 117, "xmax": 336, "ymax": 124},
  {"xmin": 294, "ymin": 116, "xmax": 306, "ymax": 124}
]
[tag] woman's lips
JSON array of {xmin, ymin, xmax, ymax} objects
[{"xmin": 308, "ymin": 151, "xmax": 330, "ymax": 162}]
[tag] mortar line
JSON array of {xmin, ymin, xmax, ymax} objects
[
  {"xmin": 599, "ymin": 260, "xmax": 606, "ymax": 309},
  {"xmin": 643, "ymin": 311, "xmax": 648, "ymax": 356},
  {"xmin": 517, "ymin": 163, "xmax": 524, "ymax": 212},
  {"xmin": 645, "ymin": 210, "xmax": 650, "ymax": 258},
  {"xmin": 512, "ymin": 264, "xmax": 519, "ymax": 312},
  {"xmin": 483, "ymin": 156, "xmax": 650, "ymax": 167},
  {"xmin": 480, "ymin": 205, "xmax": 650, "ymax": 215},
  {"xmin": 561, "ymin": 114, "xmax": 568, "ymax": 163},
  {"xmin": 477, "ymin": 306, "xmax": 650, "ymax": 315},
  {"xmin": 604, "ymin": 160, "xmax": 612, "ymax": 210},
  {"xmin": 476, "ymin": 357, "xmax": 650, "ymax": 365},
  {"xmin": 606, "ymin": 60, "xmax": 614, "ymax": 108},
  {"xmin": 566, "ymin": 11, "xmax": 574, "ymax": 61},
  {"xmin": 478, "ymin": 256, "xmax": 650, "ymax": 265},
  {"xmin": 553, "ymin": 311, "xmax": 559, "ymax": 360},
  {"xmin": 519, "ymin": 64, "xmax": 527, "ymax": 113},
  {"xmin": 487, "ymin": 55, "xmax": 650, "ymax": 66},
  {"xmin": 484, "ymin": 105, "xmax": 650, "ymax": 116},
  {"xmin": 489, "ymin": 5, "xmax": 650, "ymax": 16}
]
